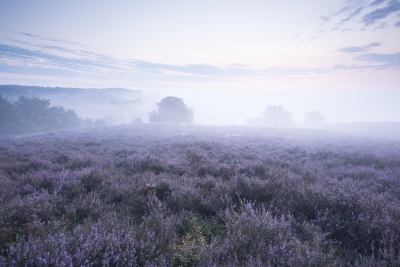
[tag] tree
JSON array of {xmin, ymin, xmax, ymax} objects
[
  {"xmin": 47, "ymin": 106, "xmax": 81, "ymax": 130},
  {"xmin": 260, "ymin": 105, "xmax": 294, "ymax": 127},
  {"xmin": 131, "ymin": 117, "xmax": 144, "ymax": 124},
  {"xmin": 0, "ymin": 94, "xmax": 18, "ymax": 134},
  {"xmin": 15, "ymin": 96, "xmax": 51, "ymax": 131},
  {"xmin": 149, "ymin": 96, "xmax": 194, "ymax": 124},
  {"xmin": 304, "ymin": 110, "xmax": 325, "ymax": 126},
  {"xmin": 0, "ymin": 95, "xmax": 82, "ymax": 135}
]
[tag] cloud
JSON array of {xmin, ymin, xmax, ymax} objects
[
  {"xmin": 3, "ymin": 32, "xmax": 124, "ymax": 71},
  {"xmin": 339, "ymin": 7, "xmax": 364, "ymax": 24},
  {"xmin": 317, "ymin": 0, "xmax": 400, "ymax": 32},
  {"xmin": 369, "ymin": 0, "xmax": 386, "ymax": 6},
  {"xmin": 362, "ymin": 0, "xmax": 400, "ymax": 25},
  {"xmin": 320, "ymin": 16, "xmax": 330, "ymax": 23},
  {"xmin": 0, "ymin": 40, "xmax": 238, "ymax": 79},
  {"xmin": 333, "ymin": 0, "xmax": 364, "ymax": 16},
  {"xmin": 373, "ymin": 22, "xmax": 388, "ymax": 29},
  {"xmin": 0, "ymin": 41, "xmax": 330, "ymax": 80},
  {"xmin": 3, "ymin": 33, "xmax": 322, "ymax": 79},
  {"xmin": 19, "ymin": 32, "xmax": 88, "ymax": 47},
  {"xmin": 318, "ymin": 1, "xmax": 367, "ymax": 32},
  {"xmin": 395, "ymin": 20, "xmax": 400, "ymax": 26},
  {"xmin": 338, "ymin": 42, "xmax": 382, "ymax": 53},
  {"xmin": 355, "ymin": 52, "xmax": 400, "ymax": 67},
  {"xmin": 5, "ymin": 38, "xmax": 103, "ymax": 60},
  {"xmin": 0, "ymin": 43, "xmax": 123, "ymax": 77},
  {"xmin": 1, "ymin": 31, "xmax": 398, "ymax": 87},
  {"xmin": 337, "ymin": 42, "xmax": 400, "ymax": 70},
  {"xmin": 132, "ymin": 60, "xmax": 224, "ymax": 76}
]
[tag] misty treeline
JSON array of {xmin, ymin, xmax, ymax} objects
[
  {"xmin": 0, "ymin": 85, "xmax": 328, "ymax": 136},
  {"xmin": 248, "ymin": 105, "xmax": 325, "ymax": 127},
  {"xmin": 150, "ymin": 97, "xmax": 325, "ymax": 127},
  {"xmin": 0, "ymin": 94, "xmax": 105, "ymax": 135}
]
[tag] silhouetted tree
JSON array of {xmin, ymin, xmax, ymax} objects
[
  {"xmin": 0, "ymin": 95, "xmax": 82, "ymax": 135},
  {"xmin": 0, "ymin": 94, "xmax": 18, "ymax": 134},
  {"xmin": 260, "ymin": 105, "xmax": 294, "ymax": 127},
  {"xmin": 149, "ymin": 96, "xmax": 194, "ymax": 124},
  {"xmin": 304, "ymin": 110, "xmax": 325, "ymax": 126},
  {"xmin": 47, "ymin": 106, "xmax": 81, "ymax": 130},
  {"xmin": 15, "ymin": 96, "xmax": 51, "ymax": 131}
]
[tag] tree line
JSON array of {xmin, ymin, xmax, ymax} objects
[
  {"xmin": 1, "ymin": 93, "xmax": 325, "ymax": 135},
  {"xmin": 149, "ymin": 96, "xmax": 325, "ymax": 127},
  {"xmin": 0, "ymin": 94, "xmax": 104, "ymax": 135}
]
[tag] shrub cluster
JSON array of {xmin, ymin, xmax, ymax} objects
[{"xmin": 1, "ymin": 124, "xmax": 400, "ymax": 266}]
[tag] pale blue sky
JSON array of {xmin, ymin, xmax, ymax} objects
[{"xmin": 0, "ymin": 0, "xmax": 399, "ymax": 123}]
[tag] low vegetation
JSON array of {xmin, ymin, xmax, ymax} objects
[{"xmin": 0, "ymin": 124, "xmax": 399, "ymax": 266}]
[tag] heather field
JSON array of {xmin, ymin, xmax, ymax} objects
[{"xmin": 1, "ymin": 124, "xmax": 400, "ymax": 266}]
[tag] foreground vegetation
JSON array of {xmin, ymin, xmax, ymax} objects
[{"xmin": 1, "ymin": 125, "xmax": 400, "ymax": 266}]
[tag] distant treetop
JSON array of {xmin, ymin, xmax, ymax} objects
[
  {"xmin": 149, "ymin": 96, "xmax": 194, "ymax": 124},
  {"xmin": 304, "ymin": 110, "xmax": 325, "ymax": 126},
  {"xmin": 261, "ymin": 105, "xmax": 294, "ymax": 127}
]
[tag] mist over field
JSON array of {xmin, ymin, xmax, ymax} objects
[
  {"xmin": 1, "ymin": 0, "xmax": 400, "ymax": 265},
  {"xmin": 2, "ymin": 84, "xmax": 400, "ymax": 139}
]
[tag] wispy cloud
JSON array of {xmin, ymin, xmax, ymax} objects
[
  {"xmin": 19, "ymin": 32, "xmax": 88, "ymax": 47},
  {"xmin": 1, "ymin": 31, "xmax": 399, "ymax": 86},
  {"xmin": 0, "ymin": 43, "xmax": 122, "ymax": 75},
  {"xmin": 339, "ymin": 7, "xmax": 365, "ymax": 24},
  {"xmin": 0, "ymin": 41, "xmax": 335, "ymax": 81},
  {"xmin": 0, "ymin": 33, "xmax": 326, "ymax": 79},
  {"xmin": 338, "ymin": 42, "xmax": 382, "ymax": 53},
  {"xmin": 317, "ymin": 1, "xmax": 367, "ymax": 31},
  {"xmin": 333, "ymin": 0, "xmax": 366, "ymax": 16},
  {"xmin": 131, "ymin": 60, "xmax": 225, "ymax": 76},
  {"xmin": 316, "ymin": 0, "xmax": 400, "ymax": 32},
  {"xmin": 369, "ymin": 0, "xmax": 387, "ymax": 6},
  {"xmin": 337, "ymin": 42, "xmax": 400, "ymax": 68},
  {"xmin": 355, "ymin": 52, "xmax": 400, "ymax": 67},
  {"xmin": 362, "ymin": 0, "xmax": 400, "ymax": 25}
]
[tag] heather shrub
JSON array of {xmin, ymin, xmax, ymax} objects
[
  {"xmin": 133, "ymin": 203, "xmax": 179, "ymax": 266},
  {"xmin": 0, "ymin": 174, "xmax": 17, "ymax": 201},
  {"xmin": 0, "ymin": 157, "xmax": 50, "ymax": 176},
  {"xmin": 155, "ymin": 181, "xmax": 173, "ymax": 201},
  {"xmin": 199, "ymin": 200, "xmax": 338, "ymax": 266},
  {"xmin": 60, "ymin": 180, "xmax": 84, "ymax": 202},
  {"xmin": 52, "ymin": 153, "xmax": 70, "ymax": 164},
  {"xmin": 64, "ymin": 192, "xmax": 103, "ymax": 225},
  {"xmin": 0, "ymin": 191, "xmax": 59, "ymax": 250},
  {"xmin": 78, "ymin": 169, "xmax": 106, "ymax": 193},
  {"xmin": 1, "ymin": 214, "xmax": 139, "ymax": 266},
  {"xmin": 1, "ymin": 124, "xmax": 400, "ymax": 265},
  {"xmin": 67, "ymin": 157, "xmax": 92, "ymax": 171}
]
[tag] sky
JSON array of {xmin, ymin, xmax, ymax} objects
[{"xmin": 0, "ymin": 0, "xmax": 399, "ymax": 124}]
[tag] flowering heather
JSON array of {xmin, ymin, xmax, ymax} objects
[{"xmin": 1, "ymin": 124, "xmax": 400, "ymax": 266}]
